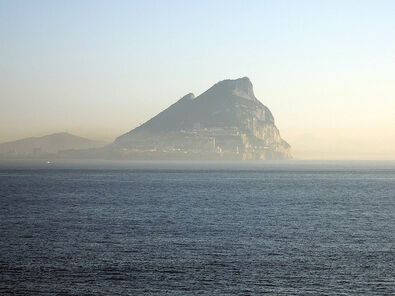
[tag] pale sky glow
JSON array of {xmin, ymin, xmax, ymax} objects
[{"xmin": 1, "ymin": 0, "xmax": 394, "ymax": 159}]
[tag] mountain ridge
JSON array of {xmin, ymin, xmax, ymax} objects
[
  {"xmin": 114, "ymin": 77, "xmax": 291, "ymax": 160},
  {"xmin": 0, "ymin": 132, "xmax": 107, "ymax": 158}
]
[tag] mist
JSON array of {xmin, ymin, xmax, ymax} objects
[{"xmin": 1, "ymin": 1, "xmax": 394, "ymax": 159}]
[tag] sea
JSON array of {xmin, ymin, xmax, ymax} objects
[{"xmin": 0, "ymin": 160, "xmax": 394, "ymax": 295}]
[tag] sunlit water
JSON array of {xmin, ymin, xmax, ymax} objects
[{"xmin": 0, "ymin": 161, "xmax": 394, "ymax": 295}]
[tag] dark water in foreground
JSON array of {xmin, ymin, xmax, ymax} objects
[{"xmin": 0, "ymin": 161, "xmax": 394, "ymax": 295}]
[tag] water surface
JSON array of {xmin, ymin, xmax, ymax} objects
[{"xmin": 0, "ymin": 161, "xmax": 394, "ymax": 295}]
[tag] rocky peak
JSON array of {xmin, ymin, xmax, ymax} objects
[
  {"xmin": 206, "ymin": 77, "xmax": 256, "ymax": 101},
  {"xmin": 232, "ymin": 77, "xmax": 255, "ymax": 99},
  {"xmin": 114, "ymin": 77, "xmax": 291, "ymax": 160}
]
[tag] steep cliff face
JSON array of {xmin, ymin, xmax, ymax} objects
[{"xmin": 114, "ymin": 77, "xmax": 291, "ymax": 160}]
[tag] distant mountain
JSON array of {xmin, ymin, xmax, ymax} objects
[
  {"xmin": 0, "ymin": 132, "xmax": 107, "ymax": 158},
  {"xmin": 113, "ymin": 77, "xmax": 291, "ymax": 160}
]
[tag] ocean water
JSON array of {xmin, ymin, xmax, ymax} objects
[{"xmin": 0, "ymin": 160, "xmax": 394, "ymax": 295}]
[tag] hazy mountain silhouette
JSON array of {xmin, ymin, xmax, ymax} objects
[
  {"xmin": 114, "ymin": 77, "xmax": 291, "ymax": 160},
  {"xmin": 0, "ymin": 132, "xmax": 107, "ymax": 158}
]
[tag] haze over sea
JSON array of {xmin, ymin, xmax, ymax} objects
[{"xmin": 0, "ymin": 160, "xmax": 394, "ymax": 295}]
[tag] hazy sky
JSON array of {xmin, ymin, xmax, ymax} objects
[{"xmin": 1, "ymin": 0, "xmax": 394, "ymax": 158}]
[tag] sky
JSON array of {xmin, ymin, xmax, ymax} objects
[{"xmin": 1, "ymin": 0, "xmax": 394, "ymax": 159}]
